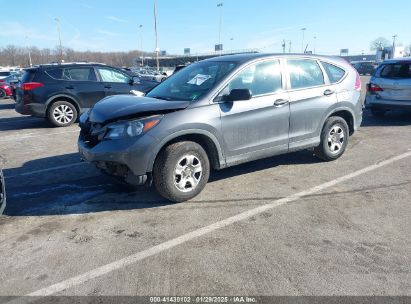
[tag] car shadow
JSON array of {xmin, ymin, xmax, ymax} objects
[
  {"xmin": 0, "ymin": 102, "xmax": 15, "ymax": 110},
  {"xmin": 3, "ymin": 149, "xmax": 320, "ymax": 217},
  {"xmin": 361, "ymin": 109, "xmax": 411, "ymax": 127},
  {"xmin": 0, "ymin": 116, "xmax": 53, "ymax": 131}
]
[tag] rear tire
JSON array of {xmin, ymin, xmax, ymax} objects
[
  {"xmin": 371, "ymin": 109, "xmax": 386, "ymax": 117},
  {"xmin": 314, "ymin": 116, "xmax": 349, "ymax": 161},
  {"xmin": 0, "ymin": 89, "xmax": 6, "ymax": 99},
  {"xmin": 48, "ymin": 101, "xmax": 78, "ymax": 127},
  {"xmin": 153, "ymin": 141, "xmax": 210, "ymax": 202}
]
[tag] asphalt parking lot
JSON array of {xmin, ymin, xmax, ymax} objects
[{"xmin": 0, "ymin": 76, "xmax": 410, "ymax": 298}]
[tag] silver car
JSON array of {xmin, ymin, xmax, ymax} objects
[
  {"xmin": 79, "ymin": 54, "xmax": 363, "ymax": 202},
  {"xmin": 365, "ymin": 58, "xmax": 411, "ymax": 116}
]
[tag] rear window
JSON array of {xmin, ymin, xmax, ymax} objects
[
  {"xmin": 321, "ymin": 61, "xmax": 346, "ymax": 83},
  {"xmin": 21, "ymin": 70, "xmax": 37, "ymax": 83},
  {"xmin": 380, "ymin": 63, "xmax": 411, "ymax": 79}
]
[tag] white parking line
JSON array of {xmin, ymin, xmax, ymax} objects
[
  {"xmin": 0, "ymin": 130, "xmax": 78, "ymax": 142},
  {"xmin": 5, "ymin": 162, "xmax": 84, "ymax": 179},
  {"xmin": 8, "ymin": 150, "xmax": 411, "ymax": 300}
]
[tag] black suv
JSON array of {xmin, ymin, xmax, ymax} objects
[
  {"xmin": 15, "ymin": 63, "xmax": 158, "ymax": 127},
  {"xmin": 351, "ymin": 61, "xmax": 377, "ymax": 76}
]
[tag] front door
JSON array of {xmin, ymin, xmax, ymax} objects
[
  {"xmin": 96, "ymin": 67, "xmax": 132, "ymax": 97},
  {"xmin": 218, "ymin": 60, "xmax": 290, "ymax": 162}
]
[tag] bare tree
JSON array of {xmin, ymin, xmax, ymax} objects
[
  {"xmin": 370, "ymin": 37, "xmax": 390, "ymax": 51},
  {"xmin": 0, "ymin": 44, "xmax": 154, "ymax": 68}
]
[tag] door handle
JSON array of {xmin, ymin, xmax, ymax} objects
[
  {"xmin": 323, "ymin": 89, "xmax": 335, "ymax": 96},
  {"xmin": 65, "ymin": 86, "xmax": 74, "ymax": 89},
  {"xmin": 274, "ymin": 99, "xmax": 289, "ymax": 106},
  {"xmin": 104, "ymin": 85, "xmax": 112, "ymax": 89}
]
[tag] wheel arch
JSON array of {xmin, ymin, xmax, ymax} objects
[
  {"xmin": 148, "ymin": 130, "xmax": 226, "ymax": 173},
  {"xmin": 322, "ymin": 106, "xmax": 356, "ymax": 136},
  {"xmin": 45, "ymin": 94, "xmax": 81, "ymax": 116}
]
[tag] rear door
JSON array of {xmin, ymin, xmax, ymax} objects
[
  {"xmin": 375, "ymin": 62, "xmax": 411, "ymax": 102},
  {"xmin": 218, "ymin": 59, "xmax": 290, "ymax": 159},
  {"xmin": 286, "ymin": 58, "xmax": 338, "ymax": 146}
]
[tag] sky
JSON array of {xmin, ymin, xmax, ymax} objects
[{"xmin": 0, "ymin": 0, "xmax": 410, "ymax": 56}]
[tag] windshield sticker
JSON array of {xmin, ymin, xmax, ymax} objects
[{"xmin": 187, "ymin": 74, "xmax": 212, "ymax": 85}]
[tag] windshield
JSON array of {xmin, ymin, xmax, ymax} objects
[{"xmin": 146, "ymin": 61, "xmax": 237, "ymax": 101}]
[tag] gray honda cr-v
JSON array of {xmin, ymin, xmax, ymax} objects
[{"xmin": 78, "ymin": 53, "xmax": 363, "ymax": 202}]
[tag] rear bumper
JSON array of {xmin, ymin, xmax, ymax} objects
[
  {"xmin": 365, "ymin": 94, "xmax": 411, "ymax": 111},
  {"xmin": 15, "ymin": 102, "xmax": 46, "ymax": 117}
]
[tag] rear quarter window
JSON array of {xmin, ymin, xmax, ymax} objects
[
  {"xmin": 45, "ymin": 68, "xmax": 63, "ymax": 80},
  {"xmin": 321, "ymin": 62, "xmax": 346, "ymax": 83}
]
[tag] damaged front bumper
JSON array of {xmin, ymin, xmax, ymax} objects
[{"xmin": 78, "ymin": 133, "xmax": 160, "ymax": 186}]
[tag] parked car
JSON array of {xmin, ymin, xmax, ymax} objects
[
  {"xmin": 0, "ymin": 83, "xmax": 13, "ymax": 99},
  {"xmin": 365, "ymin": 58, "xmax": 411, "ymax": 116},
  {"xmin": 351, "ymin": 61, "xmax": 377, "ymax": 76},
  {"xmin": 0, "ymin": 74, "xmax": 21, "ymax": 100},
  {"xmin": 0, "ymin": 73, "xmax": 20, "ymax": 84},
  {"xmin": 78, "ymin": 53, "xmax": 362, "ymax": 202},
  {"xmin": 0, "ymin": 157, "xmax": 6, "ymax": 215},
  {"xmin": 15, "ymin": 63, "xmax": 159, "ymax": 127},
  {"xmin": 0, "ymin": 71, "xmax": 12, "ymax": 80},
  {"xmin": 137, "ymin": 68, "xmax": 167, "ymax": 82}
]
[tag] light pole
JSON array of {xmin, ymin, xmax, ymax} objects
[
  {"xmin": 139, "ymin": 24, "xmax": 144, "ymax": 66},
  {"xmin": 313, "ymin": 36, "xmax": 317, "ymax": 54},
  {"xmin": 217, "ymin": 2, "xmax": 223, "ymax": 55},
  {"xmin": 392, "ymin": 34, "xmax": 397, "ymax": 51},
  {"xmin": 289, "ymin": 41, "xmax": 292, "ymax": 53},
  {"xmin": 154, "ymin": 0, "xmax": 159, "ymax": 70},
  {"xmin": 25, "ymin": 35, "xmax": 32, "ymax": 67},
  {"xmin": 54, "ymin": 17, "xmax": 63, "ymax": 62},
  {"xmin": 301, "ymin": 28, "xmax": 306, "ymax": 53}
]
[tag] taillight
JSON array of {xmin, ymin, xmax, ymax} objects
[
  {"xmin": 0, "ymin": 79, "xmax": 4, "ymax": 82},
  {"xmin": 366, "ymin": 83, "xmax": 383, "ymax": 92},
  {"xmin": 354, "ymin": 72, "xmax": 361, "ymax": 92},
  {"xmin": 21, "ymin": 82, "xmax": 44, "ymax": 91}
]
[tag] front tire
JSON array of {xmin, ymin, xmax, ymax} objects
[
  {"xmin": 0, "ymin": 89, "xmax": 6, "ymax": 99},
  {"xmin": 153, "ymin": 141, "xmax": 210, "ymax": 202},
  {"xmin": 314, "ymin": 116, "xmax": 349, "ymax": 161},
  {"xmin": 48, "ymin": 101, "xmax": 78, "ymax": 127}
]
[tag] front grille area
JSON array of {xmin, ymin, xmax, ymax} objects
[{"xmin": 80, "ymin": 121, "xmax": 106, "ymax": 148}]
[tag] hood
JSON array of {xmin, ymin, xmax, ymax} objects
[{"xmin": 89, "ymin": 95, "xmax": 190, "ymax": 123}]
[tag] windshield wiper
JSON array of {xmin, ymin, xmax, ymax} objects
[{"xmin": 150, "ymin": 95, "xmax": 171, "ymax": 101}]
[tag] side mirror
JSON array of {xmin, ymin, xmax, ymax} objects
[
  {"xmin": 130, "ymin": 76, "xmax": 141, "ymax": 84},
  {"xmin": 224, "ymin": 89, "xmax": 252, "ymax": 102}
]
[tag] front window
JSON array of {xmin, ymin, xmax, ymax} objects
[
  {"xmin": 97, "ymin": 68, "xmax": 130, "ymax": 83},
  {"xmin": 146, "ymin": 61, "xmax": 238, "ymax": 101},
  {"xmin": 217, "ymin": 60, "xmax": 282, "ymax": 99}
]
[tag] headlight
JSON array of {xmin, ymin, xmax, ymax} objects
[{"xmin": 104, "ymin": 116, "xmax": 162, "ymax": 140}]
